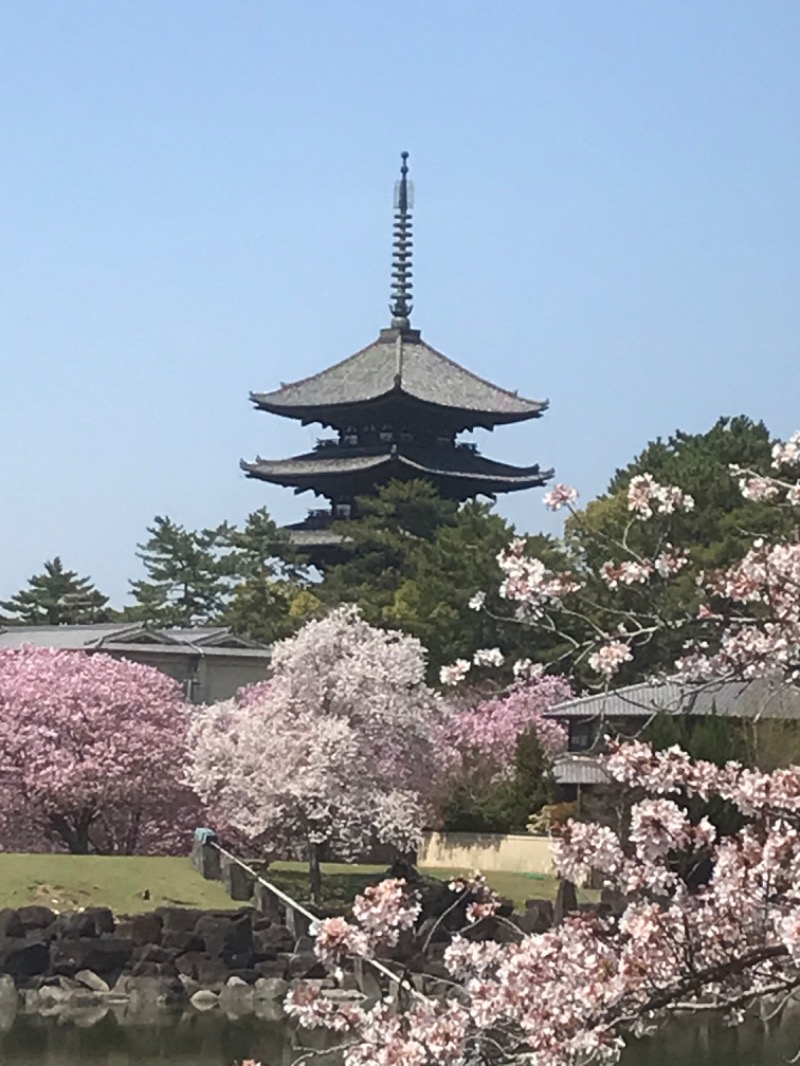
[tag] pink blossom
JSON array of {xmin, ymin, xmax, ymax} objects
[
  {"xmin": 439, "ymin": 659, "xmax": 471, "ymax": 686},
  {"xmin": 599, "ymin": 560, "xmax": 653, "ymax": 589},
  {"xmin": 739, "ymin": 476, "xmax": 780, "ymax": 502},
  {"xmin": 472, "ymin": 647, "xmax": 504, "ymax": 668},
  {"xmin": 0, "ymin": 647, "xmax": 200, "ymax": 854},
  {"xmin": 187, "ymin": 607, "xmax": 444, "ymax": 867},
  {"xmin": 543, "ymin": 483, "xmax": 579, "ymax": 511},
  {"xmin": 443, "ymin": 677, "xmax": 571, "ymax": 768},
  {"xmin": 587, "ymin": 641, "xmax": 633, "ymax": 680}
]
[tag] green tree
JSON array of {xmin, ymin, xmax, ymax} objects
[
  {"xmin": 564, "ymin": 416, "xmax": 792, "ymax": 682},
  {"xmin": 1, "ymin": 558, "xmax": 110, "ymax": 625},
  {"xmin": 388, "ymin": 503, "xmax": 568, "ymax": 678},
  {"xmin": 317, "ymin": 480, "xmax": 460, "ymax": 626},
  {"xmin": 439, "ymin": 728, "xmax": 554, "ymax": 834},
  {"xmin": 318, "ymin": 481, "xmax": 569, "ymax": 679},
  {"xmin": 127, "ymin": 516, "xmax": 232, "ymax": 626},
  {"xmin": 220, "ymin": 508, "xmax": 310, "ymax": 644}
]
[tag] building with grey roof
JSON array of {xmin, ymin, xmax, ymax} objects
[
  {"xmin": 0, "ymin": 623, "xmax": 272, "ymax": 703},
  {"xmin": 547, "ymin": 679, "xmax": 800, "ymax": 793},
  {"xmin": 242, "ymin": 153, "xmax": 552, "ymax": 566}
]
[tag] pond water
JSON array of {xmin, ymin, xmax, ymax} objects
[{"xmin": 2, "ymin": 1011, "xmax": 800, "ymax": 1066}]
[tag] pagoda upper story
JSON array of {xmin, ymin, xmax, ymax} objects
[{"xmin": 241, "ymin": 153, "xmax": 552, "ymax": 555}]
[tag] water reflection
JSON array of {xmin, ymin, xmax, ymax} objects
[{"xmin": 2, "ymin": 1011, "xmax": 800, "ymax": 1065}]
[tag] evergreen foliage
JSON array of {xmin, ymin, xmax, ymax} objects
[{"xmin": 1, "ymin": 557, "xmax": 110, "ymax": 625}]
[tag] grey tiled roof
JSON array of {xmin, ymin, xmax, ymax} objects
[
  {"xmin": 242, "ymin": 445, "xmax": 551, "ymax": 489},
  {"xmin": 552, "ymin": 755, "xmax": 613, "ymax": 786},
  {"xmin": 251, "ymin": 329, "xmax": 547, "ymax": 427},
  {"xmin": 545, "ymin": 679, "xmax": 800, "ymax": 720},
  {"xmin": 0, "ymin": 624, "xmax": 270, "ymax": 657}
]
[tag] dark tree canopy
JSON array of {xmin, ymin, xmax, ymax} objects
[{"xmin": 562, "ymin": 415, "xmax": 793, "ymax": 683}]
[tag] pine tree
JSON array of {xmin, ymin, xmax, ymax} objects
[
  {"xmin": 1, "ymin": 558, "xmax": 110, "ymax": 625},
  {"xmin": 127, "ymin": 516, "xmax": 232, "ymax": 626},
  {"xmin": 220, "ymin": 508, "xmax": 309, "ymax": 644}
]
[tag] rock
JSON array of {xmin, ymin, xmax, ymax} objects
[
  {"xmin": 67, "ymin": 1003, "xmax": 110, "ymax": 1027},
  {"xmin": 321, "ymin": 987, "xmax": 365, "ymax": 1002},
  {"xmin": 53, "ymin": 912, "xmax": 97, "ymax": 940},
  {"xmin": 220, "ymin": 978, "xmax": 255, "ymax": 1015},
  {"xmin": 228, "ymin": 968, "xmax": 260, "ymax": 984},
  {"xmin": 130, "ymin": 913, "xmax": 163, "ymax": 947},
  {"xmin": 254, "ymin": 976, "xmax": 289, "ymax": 1000},
  {"xmin": 288, "ymin": 952, "xmax": 327, "ymax": 979},
  {"xmin": 51, "ymin": 937, "xmax": 133, "ymax": 976},
  {"xmin": 126, "ymin": 975, "xmax": 187, "ymax": 1008},
  {"xmin": 130, "ymin": 959, "xmax": 178, "ymax": 979},
  {"xmin": 462, "ymin": 915, "xmax": 521, "ymax": 944},
  {"xmin": 254, "ymin": 997, "xmax": 285, "ymax": 1022},
  {"xmin": 294, "ymin": 935, "xmax": 315, "ymax": 954},
  {"xmin": 135, "ymin": 944, "xmax": 175, "ymax": 965},
  {"xmin": 20, "ymin": 988, "xmax": 40, "ymax": 1011},
  {"xmin": 16, "ymin": 906, "xmax": 56, "ymax": 932},
  {"xmin": 155, "ymin": 907, "xmax": 204, "ymax": 935},
  {"xmin": 85, "ymin": 908, "xmax": 115, "ymax": 935},
  {"xmin": 190, "ymin": 989, "xmax": 220, "ymax": 1011},
  {"xmin": 162, "ymin": 930, "xmax": 205, "ymax": 954},
  {"xmin": 174, "ymin": 951, "xmax": 209, "ymax": 981},
  {"xmin": 254, "ymin": 924, "xmax": 293, "ymax": 958},
  {"xmin": 226, "ymin": 974, "xmax": 249, "ymax": 987},
  {"xmin": 0, "ymin": 937, "xmax": 50, "ymax": 977},
  {"xmin": 75, "ymin": 969, "xmax": 110, "ymax": 994},
  {"xmin": 256, "ymin": 958, "xmax": 289, "ymax": 980},
  {"xmin": 194, "ymin": 912, "xmax": 253, "ymax": 963},
  {"xmin": 195, "ymin": 957, "xmax": 230, "ymax": 988},
  {"xmin": 414, "ymin": 916, "xmax": 450, "ymax": 947},
  {"xmin": 516, "ymin": 899, "xmax": 553, "ymax": 934},
  {"xmin": 0, "ymin": 974, "xmax": 17, "ymax": 1002},
  {"xmin": 178, "ymin": 973, "xmax": 200, "ymax": 996},
  {"xmin": 0, "ymin": 911, "xmax": 24, "ymax": 939}
]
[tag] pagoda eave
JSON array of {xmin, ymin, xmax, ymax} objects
[
  {"xmin": 250, "ymin": 390, "xmax": 547, "ymax": 433},
  {"xmin": 240, "ymin": 450, "xmax": 552, "ymax": 500}
]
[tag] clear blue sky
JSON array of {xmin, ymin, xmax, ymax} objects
[{"xmin": 2, "ymin": 2, "xmax": 799, "ymax": 605}]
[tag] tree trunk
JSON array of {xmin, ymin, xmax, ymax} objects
[{"xmin": 308, "ymin": 840, "xmax": 322, "ymax": 907}]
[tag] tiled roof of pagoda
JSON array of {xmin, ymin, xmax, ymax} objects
[
  {"xmin": 250, "ymin": 328, "xmax": 547, "ymax": 430},
  {"xmin": 241, "ymin": 444, "xmax": 552, "ymax": 494}
]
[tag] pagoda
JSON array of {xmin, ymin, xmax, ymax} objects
[{"xmin": 241, "ymin": 153, "xmax": 552, "ymax": 562}]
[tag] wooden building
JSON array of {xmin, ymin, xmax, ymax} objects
[{"xmin": 241, "ymin": 153, "xmax": 552, "ymax": 564}]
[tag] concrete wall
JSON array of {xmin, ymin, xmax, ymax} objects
[{"xmin": 418, "ymin": 832, "xmax": 556, "ymax": 876}]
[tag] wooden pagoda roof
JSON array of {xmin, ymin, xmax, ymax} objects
[
  {"xmin": 241, "ymin": 444, "xmax": 552, "ymax": 498},
  {"xmin": 250, "ymin": 328, "xmax": 547, "ymax": 430}
]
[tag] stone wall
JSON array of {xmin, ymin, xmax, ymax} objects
[{"xmin": 418, "ymin": 831, "xmax": 556, "ymax": 875}]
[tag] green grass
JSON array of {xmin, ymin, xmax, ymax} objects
[
  {"xmin": 0, "ymin": 854, "xmax": 236, "ymax": 914},
  {"xmin": 0, "ymin": 855, "xmax": 593, "ymax": 915},
  {"xmin": 267, "ymin": 861, "xmax": 593, "ymax": 912}
]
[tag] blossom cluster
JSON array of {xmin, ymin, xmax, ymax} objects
[{"xmin": 291, "ymin": 741, "xmax": 800, "ymax": 1066}]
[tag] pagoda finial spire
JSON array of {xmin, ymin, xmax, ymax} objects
[{"xmin": 390, "ymin": 151, "xmax": 414, "ymax": 331}]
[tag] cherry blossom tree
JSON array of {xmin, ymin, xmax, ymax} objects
[
  {"xmin": 273, "ymin": 429, "xmax": 800, "ymax": 1063},
  {"xmin": 441, "ymin": 427, "xmax": 800, "ymax": 695},
  {"xmin": 0, "ymin": 646, "xmax": 199, "ymax": 854},
  {"xmin": 186, "ymin": 606, "xmax": 445, "ymax": 903}
]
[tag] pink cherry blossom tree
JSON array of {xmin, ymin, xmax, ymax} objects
[
  {"xmin": 186, "ymin": 606, "xmax": 446, "ymax": 903},
  {"xmin": 0, "ymin": 646, "xmax": 200, "ymax": 854},
  {"xmin": 274, "ymin": 431, "xmax": 800, "ymax": 1062}
]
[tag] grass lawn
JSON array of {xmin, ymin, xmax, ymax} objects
[
  {"xmin": 0, "ymin": 854, "xmax": 235, "ymax": 914},
  {"xmin": 0, "ymin": 854, "xmax": 592, "ymax": 915}
]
